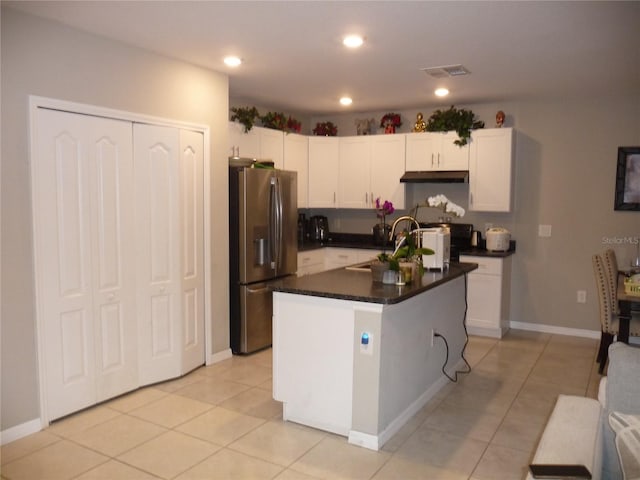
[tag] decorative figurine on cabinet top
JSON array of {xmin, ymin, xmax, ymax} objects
[
  {"xmin": 495, "ymin": 110, "xmax": 506, "ymax": 128},
  {"xmin": 413, "ymin": 112, "xmax": 427, "ymax": 132}
]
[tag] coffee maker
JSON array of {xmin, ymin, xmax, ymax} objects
[{"xmin": 309, "ymin": 215, "xmax": 329, "ymax": 242}]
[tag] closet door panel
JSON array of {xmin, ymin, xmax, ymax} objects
[
  {"xmin": 90, "ymin": 125, "xmax": 137, "ymax": 402},
  {"xmin": 135, "ymin": 124, "xmax": 182, "ymax": 385},
  {"xmin": 34, "ymin": 108, "xmax": 135, "ymax": 419},
  {"xmin": 179, "ymin": 130, "xmax": 205, "ymax": 373}
]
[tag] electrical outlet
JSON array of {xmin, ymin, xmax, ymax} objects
[
  {"xmin": 577, "ymin": 290, "xmax": 587, "ymax": 303},
  {"xmin": 430, "ymin": 328, "xmax": 435, "ymax": 347}
]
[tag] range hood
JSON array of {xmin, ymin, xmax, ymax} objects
[{"xmin": 400, "ymin": 170, "xmax": 469, "ymax": 183}]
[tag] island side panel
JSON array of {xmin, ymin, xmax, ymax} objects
[
  {"xmin": 272, "ymin": 292, "xmax": 364, "ymax": 435},
  {"xmin": 350, "ymin": 275, "xmax": 468, "ymax": 449}
]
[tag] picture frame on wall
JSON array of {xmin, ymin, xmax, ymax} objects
[{"xmin": 614, "ymin": 146, "xmax": 640, "ymax": 211}]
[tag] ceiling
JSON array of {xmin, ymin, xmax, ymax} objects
[{"xmin": 5, "ymin": 1, "xmax": 640, "ymax": 114}]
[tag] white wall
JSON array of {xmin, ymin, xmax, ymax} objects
[
  {"xmin": 1, "ymin": 8, "xmax": 229, "ymax": 431},
  {"xmin": 308, "ymin": 98, "xmax": 640, "ymax": 333}
]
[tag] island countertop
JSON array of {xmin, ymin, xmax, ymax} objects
[{"xmin": 271, "ymin": 262, "xmax": 477, "ymax": 305}]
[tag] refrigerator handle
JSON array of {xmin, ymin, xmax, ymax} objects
[{"xmin": 269, "ymin": 176, "xmax": 283, "ymax": 270}]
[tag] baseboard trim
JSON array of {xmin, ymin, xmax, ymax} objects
[
  {"xmin": 1, "ymin": 418, "xmax": 42, "ymax": 446},
  {"xmin": 510, "ymin": 321, "xmax": 600, "ymax": 339},
  {"xmin": 208, "ymin": 348, "xmax": 232, "ymax": 365}
]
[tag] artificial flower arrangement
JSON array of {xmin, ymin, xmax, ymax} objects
[
  {"xmin": 312, "ymin": 121, "xmax": 338, "ymax": 136},
  {"xmin": 372, "ymin": 197, "xmax": 395, "ymax": 250},
  {"xmin": 230, "ymin": 107, "xmax": 301, "ymax": 133},
  {"xmin": 380, "ymin": 113, "xmax": 402, "ymax": 128},
  {"xmin": 380, "ymin": 112, "xmax": 402, "ymax": 129},
  {"xmin": 427, "ymin": 194, "xmax": 466, "ymax": 218},
  {"xmin": 375, "ymin": 197, "xmax": 395, "ymax": 223},
  {"xmin": 230, "ymin": 106, "xmax": 260, "ymax": 132},
  {"xmin": 286, "ymin": 116, "xmax": 302, "ymax": 134}
]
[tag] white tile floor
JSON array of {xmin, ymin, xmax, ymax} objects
[{"xmin": 1, "ymin": 330, "xmax": 602, "ymax": 479}]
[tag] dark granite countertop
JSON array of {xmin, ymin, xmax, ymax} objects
[
  {"xmin": 299, "ymin": 235, "xmax": 516, "ymax": 257},
  {"xmin": 271, "ymin": 262, "xmax": 477, "ymax": 305}
]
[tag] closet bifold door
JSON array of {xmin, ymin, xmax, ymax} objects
[
  {"xmin": 178, "ymin": 129, "xmax": 205, "ymax": 374},
  {"xmin": 134, "ymin": 125, "xmax": 205, "ymax": 385},
  {"xmin": 34, "ymin": 108, "xmax": 137, "ymax": 421}
]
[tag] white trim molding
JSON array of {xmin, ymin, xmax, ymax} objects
[
  {"xmin": 1, "ymin": 418, "xmax": 42, "ymax": 446},
  {"xmin": 510, "ymin": 321, "xmax": 600, "ymax": 339}
]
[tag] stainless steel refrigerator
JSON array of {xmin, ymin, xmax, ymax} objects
[{"xmin": 229, "ymin": 163, "xmax": 297, "ymax": 354}]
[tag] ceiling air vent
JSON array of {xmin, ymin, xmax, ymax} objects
[{"xmin": 421, "ymin": 64, "xmax": 471, "ymax": 78}]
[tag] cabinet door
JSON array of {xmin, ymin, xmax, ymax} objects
[
  {"xmin": 339, "ymin": 137, "xmax": 370, "ymax": 208},
  {"xmin": 258, "ymin": 127, "xmax": 284, "ymax": 169},
  {"xmin": 324, "ymin": 248, "xmax": 361, "ymax": 270},
  {"xmin": 284, "ymin": 133, "xmax": 309, "ymax": 208},
  {"xmin": 135, "ymin": 124, "xmax": 182, "ymax": 385},
  {"xmin": 405, "ymin": 132, "xmax": 438, "ymax": 171},
  {"xmin": 465, "ymin": 272, "xmax": 502, "ymax": 331},
  {"xmin": 371, "ymin": 134, "xmax": 406, "ymax": 209},
  {"xmin": 308, "ymin": 136, "xmax": 339, "ymax": 208},
  {"xmin": 34, "ymin": 108, "xmax": 137, "ymax": 420},
  {"xmin": 439, "ymin": 132, "xmax": 469, "ymax": 171},
  {"xmin": 229, "ymin": 121, "xmax": 260, "ymax": 159},
  {"xmin": 469, "ymin": 128, "xmax": 514, "ymax": 212}
]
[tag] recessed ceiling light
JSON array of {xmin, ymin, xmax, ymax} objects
[
  {"xmin": 223, "ymin": 56, "xmax": 242, "ymax": 67},
  {"xmin": 343, "ymin": 35, "xmax": 364, "ymax": 48},
  {"xmin": 340, "ymin": 97, "xmax": 353, "ymax": 106},
  {"xmin": 435, "ymin": 88, "xmax": 450, "ymax": 97}
]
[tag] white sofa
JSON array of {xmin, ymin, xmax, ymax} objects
[{"xmin": 527, "ymin": 342, "xmax": 640, "ymax": 480}]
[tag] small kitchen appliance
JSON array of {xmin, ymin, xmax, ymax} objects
[
  {"xmin": 471, "ymin": 230, "xmax": 482, "ymax": 247},
  {"xmin": 422, "ymin": 222, "xmax": 473, "ymax": 262},
  {"xmin": 421, "ymin": 227, "xmax": 451, "ymax": 270},
  {"xmin": 310, "ymin": 215, "xmax": 329, "ymax": 242},
  {"xmin": 485, "ymin": 227, "xmax": 511, "ymax": 251}
]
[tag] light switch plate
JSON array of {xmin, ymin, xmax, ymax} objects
[{"xmin": 538, "ymin": 224, "xmax": 552, "ymax": 237}]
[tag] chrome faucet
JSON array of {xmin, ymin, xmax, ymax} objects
[{"xmin": 389, "ymin": 215, "xmax": 421, "ymax": 253}]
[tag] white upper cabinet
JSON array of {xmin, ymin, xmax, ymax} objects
[
  {"xmin": 308, "ymin": 136, "xmax": 340, "ymax": 208},
  {"xmin": 228, "ymin": 122, "xmax": 284, "ymax": 169},
  {"xmin": 405, "ymin": 131, "xmax": 469, "ymax": 171},
  {"xmin": 370, "ymin": 134, "xmax": 406, "ymax": 209},
  {"xmin": 337, "ymin": 134, "xmax": 406, "ymax": 210},
  {"xmin": 468, "ymin": 128, "xmax": 515, "ymax": 212},
  {"xmin": 339, "ymin": 136, "xmax": 371, "ymax": 209},
  {"xmin": 284, "ymin": 133, "xmax": 309, "ymax": 208}
]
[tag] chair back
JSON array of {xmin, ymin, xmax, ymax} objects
[
  {"xmin": 593, "ymin": 253, "xmax": 615, "ymax": 333},
  {"xmin": 603, "ymin": 249, "xmax": 619, "ymax": 314}
]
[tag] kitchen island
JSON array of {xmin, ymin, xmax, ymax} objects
[{"xmin": 270, "ymin": 262, "xmax": 477, "ymax": 451}]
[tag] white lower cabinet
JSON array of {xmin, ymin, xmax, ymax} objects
[
  {"xmin": 297, "ymin": 249, "xmax": 326, "ymax": 276},
  {"xmin": 459, "ymin": 255, "xmax": 512, "ymax": 338},
  {"xmin": 297, "ymin": 248, "xmax": 381, "ymax": 276}
]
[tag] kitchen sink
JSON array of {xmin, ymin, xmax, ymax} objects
[{"xmin": 344, "ymin": 261, "xmax": 373, "ymax": 272}]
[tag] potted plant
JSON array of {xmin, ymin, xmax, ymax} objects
[
  {"xmin": 425, "ymin": 105, "xmax": 484, "ymax": 146},
  {"xmin": 389, "ymin": 232, "xmax": 434, "ymax": 283},
  {"xmin": 370, "ymin": 252, "xmax": 391, "ymax": 283},
  {"xmin": 230, "ymin": 106, "xmax": 260, "ymax": 133}
]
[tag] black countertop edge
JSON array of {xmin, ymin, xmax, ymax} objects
[
  {"xmin": 271, "ymin": 262, "xmax": 478, "ymax": 305},
  {"xmin": 459, "ymin": 248, "xmax": 516, "ymax": 258}
]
